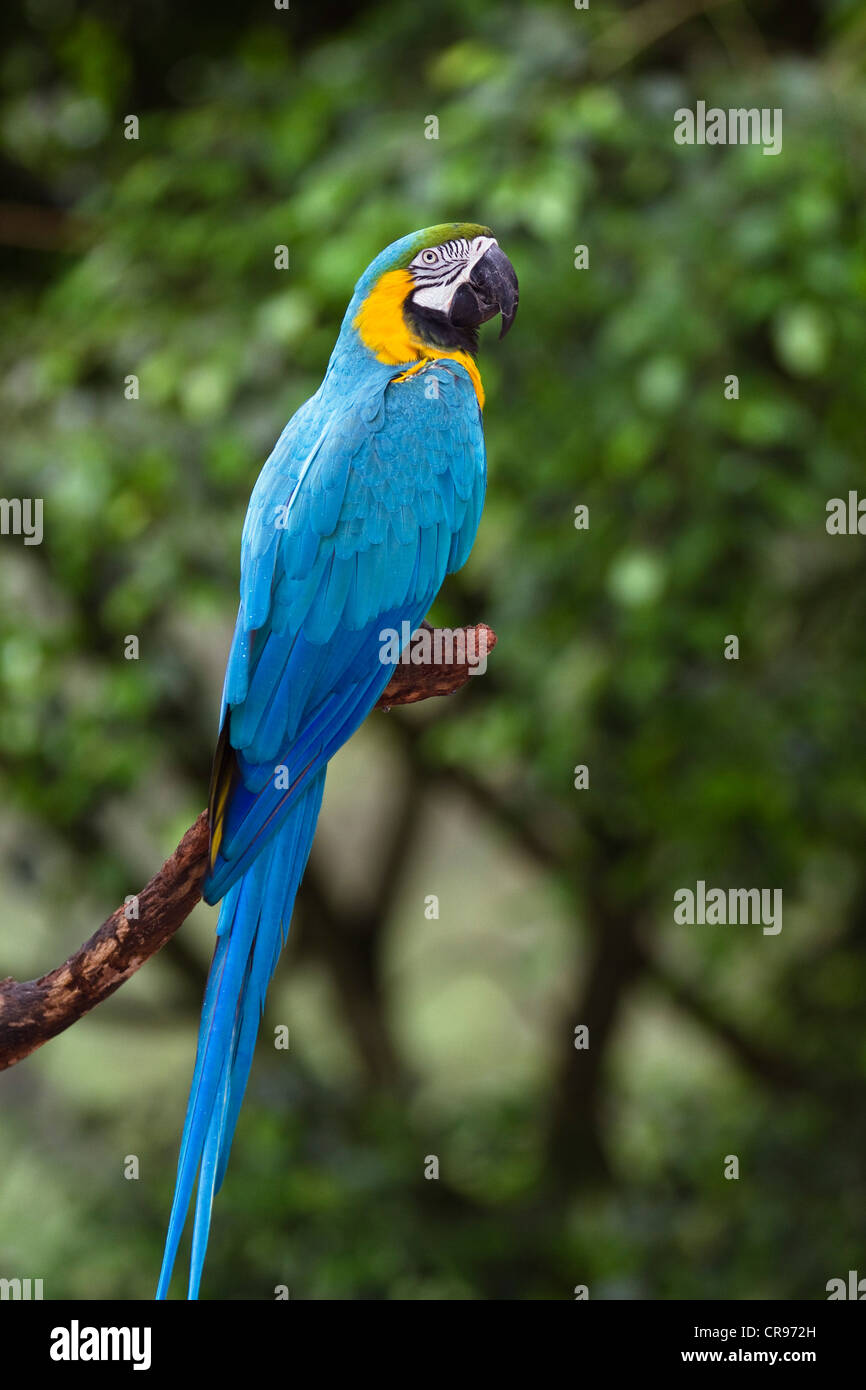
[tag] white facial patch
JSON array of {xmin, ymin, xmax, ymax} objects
[{"xmin": 409, "ymin": 235, "xmax": 496, "ymax": 314}]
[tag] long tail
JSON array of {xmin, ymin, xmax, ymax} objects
[{"xmin": 156, "ymin": 770, "xmax": 326, "ymax": 1299}]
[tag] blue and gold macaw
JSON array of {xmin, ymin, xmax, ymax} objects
[{"xmin": 156, "ymin": 223, "xmax": 518, "ymax": 1298}]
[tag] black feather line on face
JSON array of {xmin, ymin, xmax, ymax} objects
[{"xmin": 403, "ymin": 300, "xmax": 479, "ymax": 356}]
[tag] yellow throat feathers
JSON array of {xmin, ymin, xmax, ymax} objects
[{"xmin": 353, "ymin": 268, "xmax": 485, "ymax": 409}]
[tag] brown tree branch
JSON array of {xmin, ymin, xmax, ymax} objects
[
  {"xmin": 0, "ymin": 624, "xmax": 496, "ymax": 1071},
  {"xmin": 374, "ymin": 621, "xmax": 495, "ymax": 706}
]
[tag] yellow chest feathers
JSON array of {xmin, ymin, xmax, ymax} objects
[{"xmin": 353, "ymin": 269, "xmax": 485, "ymax": 409}]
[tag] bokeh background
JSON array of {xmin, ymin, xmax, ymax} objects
[{"xmin": 1, "ymin": 0, "xmax": 865, "ymax": 1300}]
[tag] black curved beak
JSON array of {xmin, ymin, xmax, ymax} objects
[{"xmin": 448, "ymin": 244, "xmax": 519, "ymax": 340}]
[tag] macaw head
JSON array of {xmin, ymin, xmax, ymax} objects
[{"xmin": 347, "ymin": 223, "xmax": 519, "ymax": 369}]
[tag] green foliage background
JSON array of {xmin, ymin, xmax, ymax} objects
[{"xmin": 1, "ymin": 0, "xmax": 865, "ymax": 1298}]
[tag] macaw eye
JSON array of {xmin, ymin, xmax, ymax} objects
[{"xmin": 421, "ymin": 250, "xmax": 438, "ymax": 265}]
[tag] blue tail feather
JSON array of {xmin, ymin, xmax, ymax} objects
[
  {"xmin": 156, "ymin": 771, "xmax": 326, "ymax": 1299},
  {"xmin": 213, "ymin": 773, "xmax": 325, "ymax": 1192}
]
